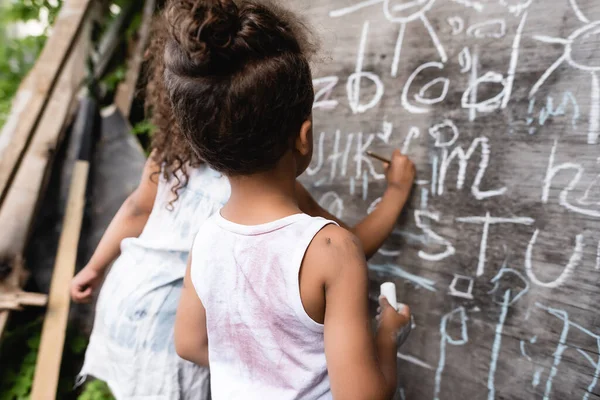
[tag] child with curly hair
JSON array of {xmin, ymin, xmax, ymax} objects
[{"xmin": 165, "ymin": 1, "xmax": 415, "ymax": 399}]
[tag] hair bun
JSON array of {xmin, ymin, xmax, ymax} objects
[
  {"xmin": 166, "ymin": 0, "xmax": 317, "ymax": 77},
  {"xmin": 200, "ymin": 0, "xmax": 241, "ymax": 49},
  {"xmin": 166, "ymin": 0, "xmax": 241, "ymax": 73}
]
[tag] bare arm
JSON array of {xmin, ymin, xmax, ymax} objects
[
  {"xmin": 308, "ymin": 226, "xmax": 408, "ymax": 399},
  {"xmin": 71, "ymin": 156, "xmax": 159, "ymax": 303},
  {"xmin": 174, "ymin": 256, "xmax": 209, "ymax": 366},
  {"xmin": 297, "ymin": 150, "xmax": 415, "ymax": 259},
  {"xmin": 87, "ymin": 156, "xmax": 159, "ymax": 271}
]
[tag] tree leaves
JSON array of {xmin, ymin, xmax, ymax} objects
[
  {"xmin": 77, "ymin": 380, "xmax": 115, "ymax": 400},
  {"xmin": 0, "ymin": 0, "xmax": 61, "ymax": 130}
]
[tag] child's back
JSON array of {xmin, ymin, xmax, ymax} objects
[
  {"xmin": 166, "ymin": 0, "xmax": 413, "ymax": 398},
  {"xmin": 191, "ymin": 213, "xmax": 334, "ymax": 398}
]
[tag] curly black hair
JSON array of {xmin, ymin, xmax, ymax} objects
[
  {"xmin": 145, "ymin": 15, "xmax": 202, "ymax": 206},
  {"xmin": 162, "ymin": 0, "xmax": 317, "ymax": 175}
]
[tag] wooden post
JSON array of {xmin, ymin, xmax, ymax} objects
[
  {"xmin": 30, "ymin": 159, "xmax": 89, "ymax": 400},
  {"xmin": 30, "ymin": 94, "xmax": 97, "ymax": 400},
  {"xmin": 114, "ymin": 0, "xmax": 156, "ymax": 118},
  {"xmin": 92, "ymin": 1, "xmax": 139, "ymax": 79}
]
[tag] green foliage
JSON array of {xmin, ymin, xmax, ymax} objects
[
  {"xmin": 70, "ymin": 334, "xmax": 88, "ymax": 356},
  {"xmin": 101, "ymin": 65, "xmax": 127, "ymax": 92},
  {"xmin": 4, "ymin": 0, "xmax": 64, "ymax": 27},
  {"xmin": 131, "ymin": 120, "xmax": 156, "ymax": 137},
  {"xmin": 0, "ymin": 34, "xmax": 47, "ymax": 128},
  {"xmin": 131, "ymin": 120, "xmax": 156, "ymax": 156},
  {"xmin": 0, "ymin": 316, "xmax": 102, "ymax": 400},
  {"xmin": 125, "ymin": 12, "xmax": 143, "ymax": 40},
  {"xmin": 0, "ymin": 318, "xmax": 42, "ymax": 400},
  {"xmin": 77, "ymin": 380, "xmax": 115, "ymax": 400},
  {"xmin": 0, "ymin": 0, "xmax": 63, "ymax": 129}
]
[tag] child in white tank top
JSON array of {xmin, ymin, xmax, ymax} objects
[{"xmin": 166, "ymin": 1, "xmax": 414, "ymax": 398}]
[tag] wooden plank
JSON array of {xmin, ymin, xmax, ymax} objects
[
  {"xmin": 114, "ymin": 0, "xmax": 156, "ymax": 118},
  {"xmin": 0, "ymin": 0, "xmax": 92, "ymax": 205},
  {"xmin": 92, "ymin": 1, "xmax": 138, "ymax": 79},
  {"xmin": 0, "ymin": 17, "xmax": 90, "ymax": 341},
  {"xmin": 293, "ymin": 1, "xmax": 600, "ymax": 398},
  {"xmin": 0, "ymin": 256, "xmax": 25, "ymax": 336},
  {"xmin": 0, "ymin": 75, "xmax": 36, "ymax": 154},
  {"xmin": 28, "ymin": 96, "xmax": 97, "ymax": 397},
  {"xmin": 30, "ymin": 160, "xmax": 89, "ymax": 400},
  {"xmin": 0, "ymin": 292, "xmax": 48, "ymax": 310},
  {"xmin": 0, "ymin": 17, "xmax": 88, "ymax": 261}
]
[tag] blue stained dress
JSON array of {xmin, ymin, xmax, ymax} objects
[{"xmin": 79, "ymin": 164, "xmax": 231, "ymax": 400}]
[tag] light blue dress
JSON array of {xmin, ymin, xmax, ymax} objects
[{"xmin": 79, "ymin": 164, "xmax": 231, "ymax": 400}]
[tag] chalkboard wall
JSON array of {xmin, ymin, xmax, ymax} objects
[{"xmin": 293, "ymin": 0, "xmax": 600, "ymax": 398}]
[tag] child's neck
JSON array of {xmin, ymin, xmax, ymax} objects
[{"xmin": 222, "ymin": 166, "xmax": 301, "ymax": 226}]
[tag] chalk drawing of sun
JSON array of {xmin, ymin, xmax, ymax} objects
[
  {"xmin": 530, "ymin": 1, "xmax": 600, "ymax": 144},
  {"xmin": 330, "ymin": 0, "xmax": 447, "ymax": 77}
]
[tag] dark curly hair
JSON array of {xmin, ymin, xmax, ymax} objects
[
  {"xmin": 145, "ymin": 15, "xmax": 201, "ymax": 205},
  {"xmin": 163, "ymin": 0, "xmax": 316, "ymax": 175}
]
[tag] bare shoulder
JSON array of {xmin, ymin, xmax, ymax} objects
[
  {"xmin": 304, "ymin": 224, "xmax": 367, "ymax": 283},
  {"xmin": 308, "ymin": 224, "xmax": 363, "ymax": 257}
]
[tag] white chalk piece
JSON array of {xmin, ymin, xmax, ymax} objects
[{"xmin": 380, "ymin": 282, "xmax": 397, "ymax": 311}]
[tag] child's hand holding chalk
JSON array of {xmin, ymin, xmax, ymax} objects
[
  {"xmin": 377, "ymin": 282, "xmax": 411, "ymax": 347},
  {"xmin": 366, "ymin": 151, "xmax": 391, "ymax": 164},
  {"xmin": 367, "ymin": 149, "xmax": 415, "ymax": 195},
  {"xmin": 380, "ymin": 282, "xmax": 397, "ymax": 310}
]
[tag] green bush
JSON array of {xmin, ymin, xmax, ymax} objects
[
  {"xmin": 77, "ymin": 380, "xmax": 115, "ymax": 400},
  {"xmin": 0, "ymin": 316, "xmax": 114, "ymax": 400},
  {"xmin": 0, "ymin": 0, "xmax": 63, "ymax": 129}
]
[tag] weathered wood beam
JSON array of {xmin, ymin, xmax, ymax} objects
[
  {"xmin": 0, "ymin": 0, "xmax": 93, "ymax": 206},
  {"xmin": 114, "ymin": 0, "xmax": 157, "ymax": 118}
]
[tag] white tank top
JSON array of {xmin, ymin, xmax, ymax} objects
[{"xmin": 191, "ymin": 212, "xmax": 336, "ymax": 400}]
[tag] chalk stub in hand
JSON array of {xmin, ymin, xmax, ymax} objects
[{"xmin": 380, "ymin": 282, "xmax": 397, "ymax": 311}]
